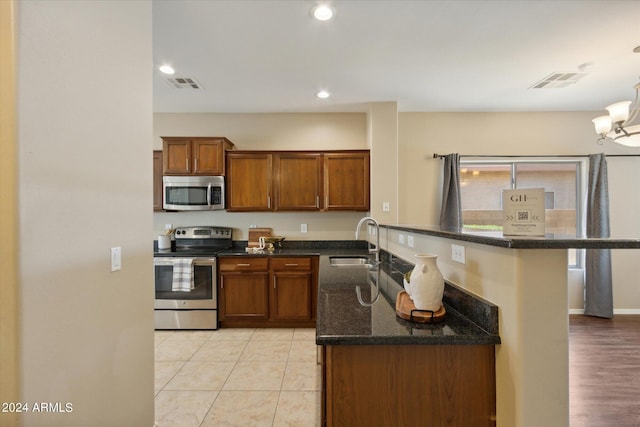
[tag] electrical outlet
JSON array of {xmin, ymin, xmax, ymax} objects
[
  {"xmin": 249, "ymin": 224, "xmax": 257, "ymax": 229},
  {"xmin": 399, "ymin": 234, "xmax": 405, "ymax": 244},
  {"xmin": 451, "ymin": 244, "xmax": 466, "ymax": 264},
  {"xmin": 407, "ymin": 235, "xmax": 414, "ymax": 248},
  {"xmin": 165, "ymin": 223, "xmax": 173, "ymax": 230},
  {"xmin": 111, "ymin": 247, "xmax": 122, "ymax": 272},
  {"xmin": 301, "ymin": 223, "xmax": 308, "ymax": 233},
  {"xmin": 382, "ymin": 201, "xmax": 390, "ymax": 212}
]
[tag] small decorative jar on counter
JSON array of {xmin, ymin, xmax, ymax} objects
[{"xmin": 408, "ymin": 254, "xmax": 444, "ymax": 311}]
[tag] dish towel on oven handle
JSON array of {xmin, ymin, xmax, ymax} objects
[{"xmin": 172, "ymin": 258, "xmax": 194, "ymax": 292}]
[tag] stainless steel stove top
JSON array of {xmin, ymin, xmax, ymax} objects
[{"xmin": 155, "ymin": 226, "xmax": 233, "ymax": 257}]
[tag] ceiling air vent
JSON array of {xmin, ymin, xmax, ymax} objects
[
  {"xmin": 530, "ymin": 72, "xmax": 587, "ymax": 89},
  {"xmin": 165, "ymin": 77, "xmax": 202, "ymax": 89}
]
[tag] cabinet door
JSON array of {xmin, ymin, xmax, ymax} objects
[
  {"xmin": 192, "ymin": 139, "xmax": 224, "ymax": 175},
  {"xmin": 153, "ymin": 150, "xmax": 163, "ymax": 211},
  {"xmin": 324, "ymin": 152, "xmax": 370, "ymax": 211},
  {"xmin": 270, "ymin": 257, "xmax": 313, "ymax": 320},
  {"xmin": 274, "ymin": 153, "xmax": 322, "ymax": 211},
  {"xmin": 163, "ymin": 139, "xmax": 192, "ymax": 174},
  {"xmin": 271, "ymin": 271, "xmax": 312, "ymax": 320},
  {"xmin": 219, "ymin": 272, "xmax": 269, "ymax": 320},
  {"xmin": 226, "ymin": 153, "xmax": 273, "ymax": 211}
]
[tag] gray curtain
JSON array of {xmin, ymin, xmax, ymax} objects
[
  {"xmin": 439, "ymin": 153, "xmax": 462, "ymax": 229},
  {"xmin": 584, "ymin": 153, "xmax": 613, "ymax": 318}
]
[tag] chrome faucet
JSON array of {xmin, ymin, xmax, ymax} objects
[
  {"xmin": 355, "ymin": 216, "xmax": 380, "ymax": 265},
  {"xmin": 355, "ymin": 216, "xmax": 381, "ymax": 306}
]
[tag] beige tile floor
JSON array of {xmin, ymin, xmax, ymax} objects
[{"xmin": 154, "ymin": 328, "xmax": 321, "ymax": 427}]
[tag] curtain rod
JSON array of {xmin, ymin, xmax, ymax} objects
[{"xmin": 432, "ymin": 153, "xmax": 640, "ymax": 159}]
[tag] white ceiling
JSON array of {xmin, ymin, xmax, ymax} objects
[{"xmin": 153, "ymin": 0, "xmax": 640, "ymax": 114}]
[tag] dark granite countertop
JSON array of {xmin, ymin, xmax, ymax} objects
[
  {"xmin": 316, "ymin": 251, "xmax": 501, "ymax": 346},
  {"xmin": 217, "ymin": 240, "xmax": 369, "ymax": 257},
  {"xmin": 154, "ymin": 238, "xmax": 500, "ymax": 346},
  {"xmin": 154, "ymin": 240, "xmax": 367, "ymax": 257},
  {"xmin": 384, "ymin": 224, "xmax": 640, "ymax": 249}
]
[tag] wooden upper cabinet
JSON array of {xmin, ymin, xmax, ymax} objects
[
  {"xmin": 274, "ymin": 153, "xmax": 322, "ymax": 211},
  {"xmin": 324, "ymin": 151, "xmax": 370, "ymax": 211},
  {"xmin": 162, "ymin": 137, "xmax": 234, "ymax": 175},
  {"xmin": 226, "ymin": 152, "xmax": 273, "ymax": 211},
  {"xmin": 226, "ymin": 149, "xmax": 369, "ymax": 212},
  {"xmin": 153, "ymin": 150, "xmax": 163, "ymax": 211}
]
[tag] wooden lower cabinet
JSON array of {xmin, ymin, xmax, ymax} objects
[
  {"xmin": 219, "ymin": 272, "xmax": 269, "ymax": 321},
  {"xmin": 322, "ymin": 344, "xmax": 496, "ymax": 427},
  {"xmin": 270, "ymin": 257, "xmax": 313, "ymax": 320},
  {"xmin": 218, "ymin": 256, "xmax": 318, "ymax": 327}
]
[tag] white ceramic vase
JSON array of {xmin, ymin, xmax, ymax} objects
[{"xmin": 409, "ymin": 254, "xmax": 444, "ymax": 311}]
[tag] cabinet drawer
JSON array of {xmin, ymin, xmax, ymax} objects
[
  {"xmin": 219, "ymin": 257, "xmax": 269, "ymax": 272},
  {"xmin": 271, "ymin": 257, "xmax": 311, "ymax": 271}
]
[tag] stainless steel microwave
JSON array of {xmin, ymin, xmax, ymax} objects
[{"xmin": 162, "ymin": 176, "xmax": 225, "ymax": 211}]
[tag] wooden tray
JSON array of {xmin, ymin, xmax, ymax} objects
[
  {"xmin": 395, "ymin": 291, "xmax": 446, "ymax": 323},
  {"xmin": 248, "ymin": 227, "xmax": 272, "ymax": 248}
]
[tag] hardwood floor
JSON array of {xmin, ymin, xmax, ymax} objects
[{"xmin": 569, "ymin": 315, "xmax": 640, "ymax": 427}]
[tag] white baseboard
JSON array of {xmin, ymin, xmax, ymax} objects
[
  {"xmin": 568, "ymin": 308, "xmax": 640, "ymax": 315},
  {"xmin": 613, "ymin": 308, "xmax": 640, "ymax": 315}
]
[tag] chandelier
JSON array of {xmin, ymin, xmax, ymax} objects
[{"xmin": 592, "ymin": 77, "xmax": 640, "ymax": 147}]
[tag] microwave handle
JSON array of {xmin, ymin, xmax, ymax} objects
[{"xmin": 207, "ymin": 182, "xmax": 212, "ymax": 207}]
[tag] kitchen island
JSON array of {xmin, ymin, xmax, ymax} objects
[
  {"xmin": 346, "ymin": 225, "xmax": 640, "ymax": 427},
  {"xmin": 316, "ymin": 253, "xmax": 501, "ymax": 426}
]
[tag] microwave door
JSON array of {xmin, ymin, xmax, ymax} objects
[{"xmin": 165, "ymin": 185, "xmax": 209, "ymax": 210}]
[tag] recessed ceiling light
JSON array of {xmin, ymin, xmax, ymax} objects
[
  {"xmin": 311, "ymin": 4, "xmax": 335, "ymax": 21},
  {"xmin": 159, "ymin": 64, "xmax": 175, "ymax": 75},
  {"xmin": 316, "ymin": 90, "xmax": 330, "ymax": 99}
]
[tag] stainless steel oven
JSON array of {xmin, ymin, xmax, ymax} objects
[
  {"xmin": 154, "ymin": 257, "xmax": 218, "ymax": 329},
  {"xmin": 154, "ymin": 226, "xmax": 232, "ymax": 330}
]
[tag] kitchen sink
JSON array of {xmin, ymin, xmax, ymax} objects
[{"xmin": 329, "ymin": 256, "xmax": 376, "ymax": 268}]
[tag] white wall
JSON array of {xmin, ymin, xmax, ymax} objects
[
  {"xmin": 368, "ymin": 102, "xmax": 399, "ymax": 223},
  {"xmin": 398, "ymin": 111, "xmax": 640, "ymax": 311},
  {"xmin": 153, "ymin": 112, "xmax": 369, "ymax": 240},
  {"xmin": 17, "ymin": 2, "xmax": 154, "ymax": 426}
]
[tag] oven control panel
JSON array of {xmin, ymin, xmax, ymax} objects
[{"xmin": 174, "ymin": 226, "xmax": 232, "ymax": 239}]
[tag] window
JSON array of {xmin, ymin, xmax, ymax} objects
[{"xmin": 460, "ymin": 159, "xmax": 583, "ymax": 267}]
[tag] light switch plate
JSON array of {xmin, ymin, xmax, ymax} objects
[
  {"xmin": 451, "ymin": 244, "xmax": 465, "ymax": 264},
  {"xmin": 407, "ymin": 235, "xmax": 414, "ymax": 248},
  {"xmin": 111, "ymin": 247, "xmax": 122, "ymax": 272},
  {"xmin": 382, "ymin": 201, "xmax": 390, "ymax": 212},
  {"xmin": 398, "ymin": 234, "xmax": 405, "ymax": 244},
  {"xmin": 301, "ymin": 223, "xmax": 308, "ymax": 233}
]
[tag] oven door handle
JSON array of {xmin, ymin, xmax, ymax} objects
[
  {"xmin": 153, "ymin": 257, "xmax": 217, "ymax": 267},
  {"xmin": 193, "ymin": 258, "xmax": 216, "ymax": 266}
]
